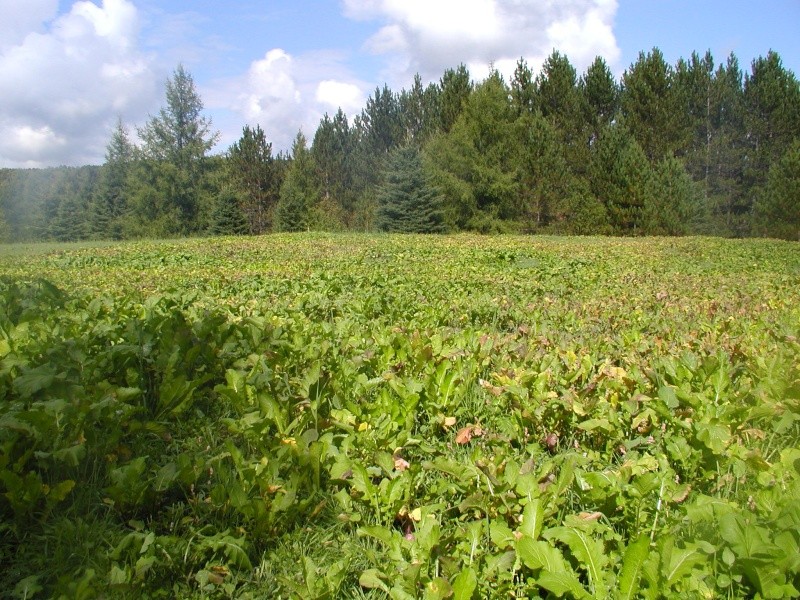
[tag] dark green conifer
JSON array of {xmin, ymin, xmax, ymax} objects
[{"xmin": 376, "ymin": 145, "xmax": 445, "ymax": 233}]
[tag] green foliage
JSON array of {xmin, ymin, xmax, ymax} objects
[
  {"xmin": 134, "ymin": 64, "xmax": 219, "ymax": 235},
  {"xmin": 588, "ymin": 124, "xmax": 652, "ymax": 233},
  {"xmin": 376, "ymin": 145, "xmax": 445, "ymax": 233},
  {"xmin": 753, "ymin": 141, "xmax": 800, "ymax": 239},
  {"xmin": 1, "ymin": 234, "xmax": 799, "ymax": 598},
  {"xmin": 643, "ymin": 156, "xmax": 703, "ymax": 235},
  {"xmin": 209, "ymin": 188, "xmax": 248, "ymax": 235},
  {"xmin": 276, "ymin": 132, "xmax": 318, "ymax": 232},
  {"xmin": 621, "ymin": 48, "xmax": 689, "ymax": 161},
  {"xmin": 226, "ymin": 124, "xmax": 279, "ymax": 234}
]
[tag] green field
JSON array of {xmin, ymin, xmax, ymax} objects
[{"xmin": 1, "ymin": 234, "xmax": 799, "ymax": 599}]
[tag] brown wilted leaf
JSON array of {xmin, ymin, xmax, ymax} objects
[
  {"xmin": 479, "ymin": 378, "xmax": 504, "ymax": 396},
  {"xmin": 577, "ymin": 511, "xmax": 603, "ymax": 521},
  {"xmin": 671, "ymin": 485, "xmax": 692, "ymax": 504},
  {"xmin": 455, "ymin": 424, "xmax": 484, "ymax": 444}
]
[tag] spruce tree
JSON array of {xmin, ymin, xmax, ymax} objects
[
  {"xmin": 376, "ymin": 145, "xmax": 445, "ymax": 233},
  {"xmin": 209, "ymin": 188, "xmax": 248, "ymax": 235}
]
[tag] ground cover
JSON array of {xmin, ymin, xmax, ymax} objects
[{"xmin": 1, "ymin": 233, "xmax": 799, "ymax": 598}]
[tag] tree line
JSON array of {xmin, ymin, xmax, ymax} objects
[{"xmin": 1, "ymin": 48, "xmax": 798, "ymax": 242}]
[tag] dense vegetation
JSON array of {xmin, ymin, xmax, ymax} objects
[
  {"xmin": 1, "ymin": 234, "xmax": 798, "ymax": 598},
  {"xmin": 1, "ymin": 48, "xmax": 799, "ymax": 241}
]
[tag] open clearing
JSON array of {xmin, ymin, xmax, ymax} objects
[{"xmin": 1, "ymin": 234, "xmax": 799, "ymax": 598}]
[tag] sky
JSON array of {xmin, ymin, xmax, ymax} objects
[{"xmin": 1, "ymin": 0, "xmax": 798, "ymax": 168}]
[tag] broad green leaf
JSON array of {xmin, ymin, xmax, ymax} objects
[
  {"xmin": 359, "ymin": 569, "xmax": 389, "ymax": 592},
  {"xmin": 520, "ymin": 498, "xmax": 544, "ymax": 540},
  {"xmin": 516, "ymin": 537, "xmax": 566, "ymax": 572},
  {"xmin": 695, "ymin": 421, "xmax": 730, "ymax": 454},
  {"xmin": 616, "ymin": 535, "xmax": 650, "ymax": 600},
  {"xmin": 537, "ymin": 570, "xmax": 591, "ymax": 599},
  {"xmin": 658, "ymin": 386, "xmax": 679, "ymax": 409},
  {"xmin": 12, "ymin": 364, "xmax": 57, "ymax": 398},
  {"xmin": 545, "ymin": 526, "xmax": 608, "ymax": 598},
  {"xmin": 452, "ymin": 567, "xmax": 477, "ymax": 600}
]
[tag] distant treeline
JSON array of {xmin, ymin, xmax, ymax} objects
[{"xmin": 1, "ymin": 48, "xmax": 799, "ymax": 242}]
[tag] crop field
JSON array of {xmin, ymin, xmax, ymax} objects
[{"xmin": 1, "ymin": 233, "xmax": 799, "ymax": 599}]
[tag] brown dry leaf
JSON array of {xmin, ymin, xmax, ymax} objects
[
  {"xmin": 479, "ymin": 378, "xmax": 504, "ymax": 397},
  {"xmin": 577, "ymin": 511, "xmax": 603, "ymax": 521},
  {"xmin": 455, "ymin": 426, "xmax": 474, "ymax": 444},
  {"xmin": 455, "ymin": 424, "xmax": 484, "ymax": 445}
]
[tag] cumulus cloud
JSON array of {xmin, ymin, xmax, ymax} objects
[
  {"xmin": 0, "ymin": 0, "xmax": 157, "ymax": 167},
  {"xmin": 206, "ymin": 48, "xmax": 369, "ymax": 154},
  {"xmin": 344, "ymin": 0, "xmax": 621, "ymax": 84}
]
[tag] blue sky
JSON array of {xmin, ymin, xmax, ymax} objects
[{"xmin": 0, "ymin": 0, "xmax": 798, "ymax": 167}]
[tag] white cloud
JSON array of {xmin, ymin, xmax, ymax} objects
[
  {"xmin": 0, "ymin": 0, "xmax": 59, "ymax": 51},
  {"xmin": 345, "ymin": 0, "xmax": 621, "ymax": 85},
  {"xmin": 206, "ymin": 48, "xmax": 369, "ymax": 154},
  {"xmin": 316, "ymin": 80, "xmax": 366, "ymax": 114},
  {"xmin": 0, "ymin": 0, "xmax": 157, "ymax": 167}
]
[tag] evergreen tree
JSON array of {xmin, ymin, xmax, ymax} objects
[
  {"xmin": 439, "ymin": 64, "xmax": 472, "ymax": 133},
  {"xmin": 511, "ymin": 58, "xmax": 536, "ymax": 116},
  {"xmin": 535, "ymin": 50, "xmax": 588, "ymax": 174},
  {"xmin": 707, "ymin": 54, "xmax": 748, "ymax": 235},
  {"xmin": 376, "ymin": 145, "xmax": 445, "ymax": 233},
  {"xmin": 621, "ymin": 48, "xmax": 688, "ymax": 161},
  {"xmin": 428, "ymin": 70, "xmax": 519, "ymax": 230},
  {"xmin": 312, "ymin": 109, "xmax": 355, "ymax": 215},
  {"xmin": 580, "ymin": 56, "xmax": 619, "ymax": 142},
  {"xmin": 227, "ymin": 124, "xmax": 277, "ymax": 234},
  {"xmin": 515, "ymin": 112, "xmax": 572, "ymax": 229},
  {"xmin": 743, "ymin": 51, "xmax": 800, "ymax": 197},
  {"xmin": 275, "ymin": 132, "xmax": 318, "ymax": 232},
  {"xmin": 399, "ymin": 74, "xmax": 441, "ymax": 144},
  {"xmin": 134, "ymin": 64, "xmax": 219, "ymax": 235},
  {"xmin": 753, "ymin": 141, "xmax": 800, "ymax": 240},
  {"xmin": 588, "ymin": 124, "xmax": 652, "ymax": 233},
  {"xmin": 363, "ymin": 85, "xmax": 404, "ymax": 157},
  {"xmin": 675, "ymin": 51, "xmax": 715, "ymax": 184},
  {"xmin": 209, "ymin": 188, "xmax": 248, "ymax": 235},
  {"xmin": 91, "ymin": 118, "xmax": 134, "ymax": 239},
  {"xmin": 643, "ymin": 156, "xmax": 702, "ymax": 235}
]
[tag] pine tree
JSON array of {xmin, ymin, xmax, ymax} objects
[
  {"xmin": 753, "ymin": 141, "xmax": 800, "ymax": 240},
  {"xmin": 535, "ymin": 50, "xmax": 588, "ymax": 174},
  {"xmin": 707, "ymin": 54, "xmax": 748, "ymax": 235},
  {"xmin": 743, "ymin": 51, "xmax": 800, "ymax": 197},
  {"xmin": 511, "ymin": 58, "xmax": 536, "ymax": 116},
  {"xmin": 588, "ymin": 124, "xmax": 652, "ymax": 233},
  {"xmin": 580, "ymin": 56, "xmax": 619, "ymax": 141},
  {"xmin": 135, "ymin": 64, "xmax": 219, "ymax": 235},
  {"xmin": 621, "ymin": 48, "xmax": 688, "ymax": 161},
  {"xmin": 91, "ymin": 118, "xmax": 134, "ymax": 239},
  {"xmin": 643, "ymin": 156, "xmax": 702, "ymax": 235},
  {"xmin": 275, "ymin": 132, "xmax": 318, "ymax": 232},
  {"xmin": 439, "ymin": 64, "xmax": 472, "ymax": 133},
  {"xmin": 427, "ymin": 70, "xmax": 519, "ymax": 230},
  {"xmin": 376, "ymin": 145, "xmax": 445, "ymax": 233},
  {"xmin": 515, "ymin": 112, "xmax": 572, "ymax": 229},
  {"xmin": 227, "ymin": 125, "xmax": 277, "ymax": 234}
]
